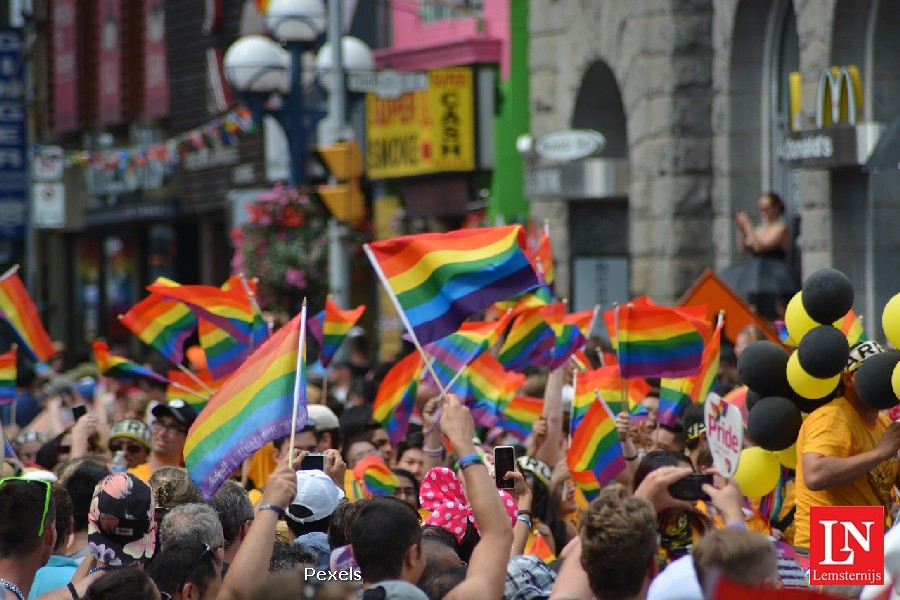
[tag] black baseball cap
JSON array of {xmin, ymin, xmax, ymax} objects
[{"xmin": 151, "ymin": 399, "xmax": 198, "ymax": 428}]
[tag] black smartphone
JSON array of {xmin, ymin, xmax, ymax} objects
[
  {"xmin": 494, "ymin": 446, "xmax": 516, "ymax": 489},
  {"xmin": 72, "ymin": 404, "xmax": 88, "ymax": 421},
  {"xmin": 667, "ymin": 473, "xmax": 713, "ymax": 502},
  {"xmin": 300, "ymin": 453, "xmax": 326, "ymax": 471}
]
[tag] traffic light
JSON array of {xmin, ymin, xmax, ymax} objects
[{"xmin": 316, "ymin": 141, "xmax": 365, "ymax": 224}]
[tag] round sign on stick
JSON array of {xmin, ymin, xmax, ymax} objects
[
  {"xmin": 737, "ymin": 341, "xmax": 792, "ymax": 398},
  {"xmin": 786, "ymin": 352, "xmax": 840, "ymax": 399},
  {"xmin": 704, "ymin": 395, "xmax": 744, "ymax": 478},
  {"xmin": 733, "ymin": 447, "xmax": 781, "ymax": 497},
  {"xmin": 785, "ymin": 292, "xmax": 819, "ymax": 342},
  {"xmin": 801, "ymin": 268, "xmax": 854, "ymax": 325},
  {"xmin": 746, "ymin": 396, "xmax": 802, "ymax": 452},
  {"xmin": 883, "ymin": 293, "xmax": 900, "ymax": 349},
  {"xmin": 855, "ymin": 352, "xmax": 900, "ymax": 410},
  {"xmin": 797, "ymin": 325, "xmax": 849, "ymax": 379}
]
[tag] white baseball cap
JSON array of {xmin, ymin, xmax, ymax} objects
[
  {"xmin": 306, "ymin": 404, "xmax": 340, "ymax": 431},
  {"xmin": 287, "ymin": 470, "xmax": 344, "ymax": 523}
]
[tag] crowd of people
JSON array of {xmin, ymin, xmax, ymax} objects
[{"xmin": 1, "ymin": 324, "xmax": 899, "ymax": 600}]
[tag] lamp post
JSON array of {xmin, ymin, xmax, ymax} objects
[{"xmin": 223, "ymin": 0, "xmax": 374, "ymax": 306}]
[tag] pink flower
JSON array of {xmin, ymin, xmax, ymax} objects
[{"xmin": 285, "ymin": 268, "xmax": 306, "ymax": 289}]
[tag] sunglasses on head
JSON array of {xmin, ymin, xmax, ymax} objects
[
  {"xmin": 0, "ymin": 477, "xmax": 52, "ymax": 536},
  {"xmin": 180, "ymin": 543, "xmax": 213, "ymax": 592}
]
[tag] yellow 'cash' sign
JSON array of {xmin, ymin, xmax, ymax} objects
[{"xmin": 365, "ymin": 67, "xmax": 475, "ymax": 179}]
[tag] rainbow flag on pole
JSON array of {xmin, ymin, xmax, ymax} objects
[
  {"xmin": 166, "ymin": 369, "xmax": 222, "ymax": 413},
  {"xmin": 0, "ymin": 347, "xmax": 16, "ymax": 405},
  {"xmin": 92, "ymin": 341, "xmax": 168, "ymax": 383},
  {"xmin": 573, "ymin": 366, "xmax": 651, "ymax": 426},
  {"xmin": 835, "ymin": 309, "xmax": 867, "ymax": 346},
  {"xmin": 307, "ymin": 297, "xmax": 366, "ymax": 367},
  {"xmin": 185, "ymin": 307, "xmax": 308, "ymax": 499},
  {"xmin": 198, "ymin": 319, "xmax": 250, "ymax": 381},
  {"xmin": 657, "ymin": 377, "xmax": 693, "ymax": 427},
  {"xmin": 364, "ymin": 226, "xmax": 540, "ymax": 346},
  {"xmin": 497, "ymin": 303, "xmax": 565, "ymax": 371},
  {"xmin": 528, "ymin": 221, "xmax": 555, "ymax": 287},
  {"xmin": 119, "ymin": 293, "xmax": 197, "ymax": 365},
  {"xmin": 499, "ymin": 395, "xmax": 543, "ymax": 440},
  {"xmin": 689, "ymin": 319, "xmax": 724, "ymax": 403},
  {"xmin": 148, "ymin": 279, "xmax": 256, "ymax": 344},
  {"xmin": 425, "ymin": 312, "xmax": 513, "ymax": 377},
  {"xmin": 372, "ymin": 352, "xmax": 423, "ymax": 445},
  {"xmin": 465, "ymin": 353, "xmax": 524, "ymax": 428},
  {"xmin": 616, "ymin": 304, "xmax": 705, "ymax": 379},
  {"xmin": 0, "ymin": 266, "xmax": 55, "ymax": 362},
  {"xmin": 567, "ymin": 393, "xmax": 625, "ymax": 490}
]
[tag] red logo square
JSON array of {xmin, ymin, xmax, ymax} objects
[{"xmin": 809, "ymin": 506, "xmax": 884, "ymax": 585}]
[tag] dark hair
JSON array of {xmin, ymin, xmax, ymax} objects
[
  {"xmin": 421, "ymin": 565, "xmax": 467, "ymax": 600},
  {"xmin": 421, "ymin": 524, "xmax": 461, "ymax": 556},
  {"xmin": 85, "ymin": 569, "xmax": 158, "ymax": 600},
  {"xmin": 284, "ymin": 511, "xmax": 332, "ymax": 539},
  {"xmin": 342, "ymin": 434, "xmax": 376, "ymax": 468},
  {"xmin": 458, "ymin": 520, "xmax": 480, "ymax": 564},
  {"xmin": 632, "ymin": 450, "xmax": 712, "ymax": 541},
  {"xmin": 682, "ymin": 404, "xmax": 706, "ymax": 451},
  {"xmin": 349, "ymin": 378, "xmax": 378, "ymax": 405},
  {"xmin": 272, "ymin": 426, "xmax": 316, "ymax": 451},
  {"xmin": 327, "ymin": 499, "xmax": 363, "ymax": 549},
  {"xmin": 0, "ymin": 479, "xmax": 56, "ymax": 556},
  {"xmin": 391, "ymin": 468, "xmax": 420, "ymax": 507},
  {"xmin": 761, "ymin": 191, "xmax": 785, "ymax": 215},
  {"xmin": 269, "ymin": 539, "xmax": 315, "ymax": 573},
  {"xmin": 396, "ymin": 433, "xmax": 425, "ymax": 465},
  {"xmin": 209, "ymin": 480, "xmax": 254, "ymax": 548},
  {"xmin": 526, "ymin": 470, "xmax": 570, "ymax": 555},
  {"xmin": 36, "ymin": 430, "xmax": 69, "ymax": 471},
  {"xmin": 61, "ymin": 458, "xmax": 111, "ymax": 533},
  {"xmin": 350, "ymin": 497, "xmax": 422, "ymax": 583},
  {"xmin": 51, "ymin": 484, "xmax": 73, "ymax": 552},
  {"xmin": 148, "ymin": 541, "xmax": 219, "ymax": 599}
]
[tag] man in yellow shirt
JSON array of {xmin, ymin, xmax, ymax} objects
[
  {"xmin": 794, "ymin": 341, "xmax": 900, "ymax": 548},
  {"xmin": 128, "ymin": 399, "xmax": 197, "ymax": 482}
]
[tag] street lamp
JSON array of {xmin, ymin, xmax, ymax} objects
[{"xmin": 223, "ymin": 0, "xmax": 374, "ymax": 307}]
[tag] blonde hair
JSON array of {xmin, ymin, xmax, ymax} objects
[
  {"xmin": 149, "ymin": 467, "xmax": 202, "ymax": 509},
  {"xmin": 692, "ymin": 527, "xmax": 777, "ymax": 592}
]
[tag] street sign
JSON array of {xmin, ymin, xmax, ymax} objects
[{"xmin": 347, "ymin": 69, "xmax": 428, "ymax": 99}]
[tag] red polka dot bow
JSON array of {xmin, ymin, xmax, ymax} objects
[{"xmin": 419, "ymin": 467, "xmax": 518, "ymax": 541}]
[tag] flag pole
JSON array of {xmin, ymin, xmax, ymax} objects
[
  {"xmin": 363, "ymin": 244, "xmax": 448, "ymax": 398},
  {"xmin": 0, "ymin": 264, "xmax": 19, "ymax": 284},
  {"xmin": 176, "ymin": 363, "xmax": 215, "ymax": 395},
  {"xmin": 288, "ymin": 300, "xmax": 308, "ymax": 469},
  {"xmin": 168, "ymin": 380, "xmax": 211, "ymax": 401},
  {"xmin": 238, "ymin": 273, "xmax": 271, "ymax": 341}
]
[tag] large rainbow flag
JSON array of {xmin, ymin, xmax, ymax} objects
[
  {"xmin": 148, "ymin": 279, "xmax": 257, "ymax": 344},
  {"xmin": 567, "ymin": 393, "xmax": 625, "ymax": 491},
  {"xmin": 0, "ymin": 347, "xmax": 15, "ymax": 405},
  {"xmin": 372, "ymin": 352, "xmax": 423, "ymax": 445},
  {"xmin": 185, "ymin": 308, "xmax": 308, "ymax": 499},
  {"xmin": 0, "ymin": 266, "xmax": 55, "ymax": 362},
  {"xmin": 198, "ymin": 319, "xmax": 249, "ymax": 381},
  {"xmin": 119, "ymin": 293, "xmax": 197, "ymax": 366},
  {"xmin": 424, "ymin": 312, "xmax": 513, "ymax": 384},
  {"xmin": 307, "ymin": 297, "xmax": 366, "ymax": 368},
  {"xmin": 92, "ymin": 341, "xmax": 168, "ymax": 384},
  {"xmin": 497, "ymin": 303, "xmax": 565, "ymax": 371},
  {"xmin": 689, "ymin": 319, "xmax": 724, "ymax": 403},
  {"xmin": 616, "ymin": 304, "xmax": 705, "ymax": 379},
  {"xmin": 364, "ymin": 225, "xmax": 540, "ymax": 346}
]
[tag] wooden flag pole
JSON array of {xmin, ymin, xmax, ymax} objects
[
  {"xmin": 288, "ymin": 300, "xmax": 308, "ymax": 469},
  {"xmin": 168, "ymin": 380, "xmax": 211, "ymax": 401},
  {"xmin": 176, "ymin": 363, "xmax": 214, "ymax": 395}
]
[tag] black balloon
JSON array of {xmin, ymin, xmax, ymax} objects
[
  {"xmin": 855, "ymin": 352, "xmax": 900, "ymax": 410},
  {"xmin": 747, "ymin": 396, "xmax": 803, "ymax": 451},
  {"xmin": 797, "ymin": 325, "xmax": 850, "ymax": 378},
  {"xmin": 791, "ymin": 388, "xmax": 838, "ymax": 413},
  {"xmin": 737, "ymin": 341, "xmax": 792, "ymax": 397},
  {"xmin": 746, "ymin": 388, "xmax": 764, "ymax": 413},
  {"xmin": 801, "ymin": 268, "xmax": 854, "ymax": 324}
]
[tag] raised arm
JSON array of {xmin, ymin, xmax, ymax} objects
[
  {"xmin": 536, "ymin": 366, "xmax": 565, "ymax": 467},
  {"xmin": 442, "ymin": 395, "xmax": 514, "ymax": 600}
]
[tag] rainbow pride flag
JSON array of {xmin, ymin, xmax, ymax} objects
[
  {"xmin": 307, "ymin": 297, "xmax": 366, "ymax": 368},
  {"xmin": 602, "ymin": 296, "xmax": 654, "ymax": 350},
  {"xmin": 657, "ymin": 377, "xmax": 693, "ymax": 427},
  {"xmin": 365, "ymin": 226, "xmax": 540, "ymax": 346},
  {"xmin": 119, "ymin": 293, "xmax": 197, "ymax": 365},
  {"xmin": 616, "ymin": 304, "xmax": 705, "ymax": 379},
  {"xmin": 0, "ymin": 266, "xmax": 55, "ymax": 362},
  {"xmin": 497, "ymin": 303, "xmax": 565, "ymax": 371},
  {"xmin": 835, "ymin": 309, "xmax": 867, "ymax": 346},
  {"xmin": 493, "ymin": 285, "xmax": 554, "ymax": 313},
  {"xmin": 198, "ymin": 319, "xmax": 249, "ymax": 381},
  {"xmin": 499, "ymin": 395, "xmax": 543, "ymax": 440},
  {"xmin": 372, "ymin": 352, "xmax": 423, "ymax": 445},
  {"xmin": 166, "ymin": 369, "xmax": 222, "ymax": 413},
  {"xmin": 92, "ymin": 341, "xmax": 168, "ymax": 384},
  {"xmin": 568, "ymin": 393, "xmax": 625, "ymax": 489},
  {"xmin": 466, "ymin": 353, "xmax": 524, "ymax": 428},
  {"xmin": 425, "ymin": 312, "xmax": 513, "ymax": 377},
  {"xmin": 0, "ymin": 347, "xmax": 16, "ymax": 406},
  {"xmin": 573, "ymin": 366, "xmax": 651, "ymax": 427},
  {"xmin": 527, "ymin": 533, "xmax": 557, "ymax": 564},
  {"xmin": 689, "ymin": 319, "xmax": 724, "ymax": 403},
  {"xmin": 569, "ymin": 468, "xmax": 601, "ymax": 502},
  {"xmin": 353, "ymin": 455, "xmax": 398, "ymax": 497},
  {"xmin": 528, "ymin": 221, "xmax": 555, "ymax": 287},
  {"xmin": 185, "ymin": 307, "xmax": 308, "ymax": 499},
  {"xmin": 148, "ymin": 279, "xmax": 256, "ymax": 344}
]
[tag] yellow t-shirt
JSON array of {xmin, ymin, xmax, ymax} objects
[
  {"xmin": 794, "ymin": 396, "xmax": 897, "ymax": 548},
  {"xmin": 128, "ymin": 463, "xmax": 153, "ymax": 483}
]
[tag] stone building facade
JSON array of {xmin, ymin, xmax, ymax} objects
[{"xmin": 528, "ymin": 0, "xmax": 900, "ymax": 327}]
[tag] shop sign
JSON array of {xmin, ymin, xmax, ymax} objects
[
  {"xmin": 32, "ymin": 182, "xmax": 66, "ymax": 229},
  {"xmin": 524, "ymin": 158, "xmax": 628, "ymax": 199},
  {"xmin": 348, "ymin": 69, "xmax": 428, "ymax": 99},
  {"xmin": 535, "ymin": 130, "xmax": 605, "ymax": 161},
  {"xmin": 365, "ymin": 67, "xmax": 475, "ymax": 179},
  {"xmin": 0, "ymin": 29, "xmax": 26, "ymax": 239}
]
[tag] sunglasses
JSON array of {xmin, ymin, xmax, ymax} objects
[
  {"xmin": 0, "ymin": 477, "xmax": 52, "ymax": 536},
  {"xmin": 179, "ymin": 543, "xmax": 213, "ymax": 592},
  {"xmin": 109, "ymin": 442, "xmax": 144, "ymax": 454}
]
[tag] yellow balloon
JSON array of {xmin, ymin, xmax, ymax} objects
[
  {"xmin": 785, "ymin": 292, "xmax": 819, "ymax": 342},
  {"xmin": 774, "ymin": 443, "xmax": 797, "ymax": 469},
  {"xmin": 733, "ymin": 446, "xmax": 781, "ymax": 497},
  {"xmin": 891, "ymin": 362, "xmax": 900, "ymax": 401},
  {"xmin": 883, "ymin": 293, "xmax": 900, "ymax": 349},
  {"xmin": 786, "ymin": 351, "xmax": 840, "ymax": 399}
]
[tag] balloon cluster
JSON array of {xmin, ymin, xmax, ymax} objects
[{"xmin": 731, "ymin": 268, "xmax": 859, "ymax": 496}]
